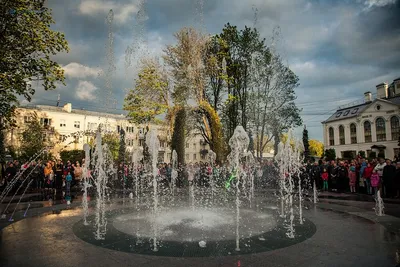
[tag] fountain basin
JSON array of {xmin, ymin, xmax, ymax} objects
[{"xmin": 73, "ymin": 206, "xmax": 316, "ymax": 257}]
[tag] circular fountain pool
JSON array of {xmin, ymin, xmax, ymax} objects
[{"xmin": 73, "ymin": 205, "xmax": 316, "ymax": 257}]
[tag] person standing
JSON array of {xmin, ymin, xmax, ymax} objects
[
  {"xmin": 349, "ymin": 164, "xmax": 357, "ymax": 193},
  {"xmin": 374, "ymin": 158, "xmax": 387, "ymax": 196},
  {"xmin": 383, "ymin": 159, "xmax": 396, "ymax": 198}
]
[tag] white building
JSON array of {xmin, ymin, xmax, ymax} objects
[
  {"xmin": 322, "ymin": 77, "xmax": 400, "ymax": 159},
  {"xmin": 6, "ymin": 103, "xmax": 210, "ymax": 163}
]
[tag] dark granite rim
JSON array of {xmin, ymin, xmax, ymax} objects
[{"xmin": 73, "ymin": 208, "xmax": 317, "ymax": 257}]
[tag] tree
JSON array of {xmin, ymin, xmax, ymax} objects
[
  {"xmin": 60, "ymin": 150, "xmax": 85, "ymax": 164},
  {"xmin": 19, "ymin": 113, "xmax": 49, "ymax": 160},
  {"xmin": 247, "ymin": 46, "xmax": 302, "ymax": 159},
  {"xmin": 102, "ymin": 133, "xmax": 120, "ymax": 161},
  {"xmin": 0, "ymin": 0, "xmax": 68, "ymax": 166},
  {"xmin": 309, "ymin": 139, "xmax": 324, "ymax": 158},
  {"xmin": 324, "ymin": 148, "xmax": 336, "ymax": 161},
  {"xmin": 302, "ymin": 126, "xmax": 310, "ymax": 161},
  {"xmin": 0, "ymin": 0, "xmax": 69, "ymax": 125},
  {"xmin": 164, "ymin": 28, "xmax": 227, "ymax": 162},
  {"xmin": 124, "ymin": 58, "xmax": 170, "ymax": 124},
  {"xmin": 170, "ymin": 108, "xmax": 186, "ymax": 165}
]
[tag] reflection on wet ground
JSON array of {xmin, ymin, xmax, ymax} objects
[{"xmin": 1, "ymin": 195, "xmax": 400, "ymax": 266}]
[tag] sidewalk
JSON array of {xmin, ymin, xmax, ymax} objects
[{"xmin": 318, "ymin": 191, "xmax": 400, "ymax": 204}]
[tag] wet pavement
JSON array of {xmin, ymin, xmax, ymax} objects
[{"xmin": 0, "ymin": 194, "xmax": 399, "ymax": 267}]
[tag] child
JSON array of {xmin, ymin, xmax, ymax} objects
[
  {"xmin": 371, "ymin": 170, "xmax": 380, "ymax": 195},
  {"xmin": 321, "ymin": 169, "xmax": 329, "ymax": 191},
  {"xmin": 65, "ymin": 172, "xmax": 72, "ymax": 206},
  {"xmin": 349, "ymin": 165, "xmax": 357, "ymax": 193}
]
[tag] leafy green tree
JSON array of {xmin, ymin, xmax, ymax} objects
[
  {"xmin": 60, "ymin": 150, "xmax": 85, "ymax": 164},
  {"xmin": 0, "ymin": 0, "xmax": 69, "ymax": 125},
  {"xmin": 324, "ymin": 149, "xmax": 336, "ymax": 161},
  {"xmin": 302, "ymin": 126, "xmax": 310, "ymax": 161},
  {"xmin": 102, "ymin": 133, "xmax": 120, "ymax": 161},
  {"xmin": 0, "ymin": 0, "xmax": 68, "ymax": 165},
  {"xmin": 19, "ymin": 113, "xmax": 48, "ymax": 160},
  {"xmin": 219, "ymin": 23, "xmax": 266, "ymax": 135},
  {"xmin": 124, "ymin": 58, "xmax": 170, "ymax": 124}
]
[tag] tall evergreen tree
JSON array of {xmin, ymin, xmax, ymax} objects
[
  {"xmin": 302, "ymin": 125, "xmax": 310, "ymax": 162},
  {"xmin": 171, "ymin": 108, "xmax": 186, "ymax": 165}
]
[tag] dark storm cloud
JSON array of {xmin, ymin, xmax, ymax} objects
[{"xmin": 29, "ymin": 0, "xmax": 400, "ymax": 141}]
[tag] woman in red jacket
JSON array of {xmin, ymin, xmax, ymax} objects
[{"xmin": 363, "ymin": 163, "xmax": 374, "ymax": 195}]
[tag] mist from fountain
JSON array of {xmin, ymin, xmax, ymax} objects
[
  {"xmin": 82, "ymin": 143, "xmax": 91, "ymax": 225},
  {"xmin": 275, "ymin": 130, "xmax": 304, "ymax": 238},
  {"xmin": 145, "ymin": 129, "xmax": 160, "ymax": 252}
]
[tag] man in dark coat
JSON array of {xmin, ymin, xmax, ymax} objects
[{"xmin": 383, "ymin": 159, "xmax": 396, "ymax": 198}]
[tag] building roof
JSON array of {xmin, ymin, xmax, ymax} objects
[
  {"xmin": 21, "ymin": 104, "xmax": 128, "ymax": 120},
  {"xmin": 322, "ymin": 96, "xmax": 400, "ymax": 124}
]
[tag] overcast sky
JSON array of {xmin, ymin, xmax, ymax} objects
[{"xmin": 27, "ymin": 0, "xmax": 400, "ymax": 141}]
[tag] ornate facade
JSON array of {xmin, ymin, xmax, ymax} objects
[{"xmin": 322, "ymin": 77, "xmax": 400, "ymax": 159}]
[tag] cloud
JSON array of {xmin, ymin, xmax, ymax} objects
[
  {"xmin": 63, "ymin": 63, "xmax": 102, "ymax": 79},
  {"xmin": 78, "ymin": 0, "xmax": 139, "ymax": 24},
  {"xmin": 361, "ymin": 0, "xmax": 397, "ymax": 8},
  {"xmin": 75, "ymin": 81, "xmax": 98, "ymax": 101}
]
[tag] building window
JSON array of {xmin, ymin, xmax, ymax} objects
[
  {"xmin": 139, "ymin": 139, "xmax": 144, "ymax": 146},
  {"xmin": 364, "ymin": 121, "xmax": 372, "ymax": 143},
  {"xmin": 376, "ymin": 118, "xmax": 386, "ymax": 142},
  {"xmin": 329, "ymin": 127, "xmax": 335, "ymax": 146},
  {"xmin": 350, "ymin": 123, "xmax": 357, "ymax": 144},
  {"xmin": 40, "ymin": 118, "xmax": 51, "ymax": 126},
  {"xmin": 60, "ymin": 119, "xmax": 66, "ymax": 127},
  {"xmin": 24, "ymin": 116, "xmax": 33, "ymax": 123},
  {"xmin": 127, "ymin": 139, "xmax": 134, "ymax": 146},
  {"xmin": 366, "ymin": 150, "xmax": 372, "ymax": 158},
  {"xmin": 193, "ymin": 143, "xmax": 196, "ymax": 150},
  {"xmin": 339, "ymin": 125, "xmax": 345, "ymax": 145},
  {"xmin": 160, "ymin": 141, "xmax": 165, "ymax": 148},
  {"xmin": 390, "ymin": 116, "xmax": 399, "ymax": 141},
  {"xmin": 126, "ymin": 126, "xmax": 134, "ymax": 133},
  {"xmin": 74, "ymin": 121, "xmax": 80, "ymax": 129},
  {"xmin": 88, "ymin": 122, "xmax": 97, "ymax": 131},
  {"xmin": 193, "ymin": 154, "xmax": 197, "ymax": 160}
]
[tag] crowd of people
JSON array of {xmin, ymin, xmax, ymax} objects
[
  {"xmin": 306, "ymin": 157, "xmax": 400, "ymax": 198},
  {"xmin": 1, "ymin": 155, "xmax": 400, "ymax": 201}
]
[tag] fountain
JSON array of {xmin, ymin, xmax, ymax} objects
[
  {"xmin": 375, "ymin": 189, "xmax": 385, "ymax": 216},
  {"xmin": 171, "ymin": 150, "xmax": 178, "ymax": 196},
  {"xmin": 145, "ymin": 129, "xmax": 160, "ymax": 252},
  {"xmin": 82, "ymin": 143, "xmax": 91, "ymax": 225},
  {"xmin": 275, "ymin": 131, "xmax": 303, "ymax": 238},
  {"xmin": 67, "ymin": 126, "xmax": 316, "ymax": 257}
]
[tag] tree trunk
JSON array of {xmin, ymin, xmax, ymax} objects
[{"xmin": 171, "ymin": 107, "xmax": 186, "ymax": 165}]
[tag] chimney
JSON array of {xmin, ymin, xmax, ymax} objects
[
  {"xmin": 376, "ymin": 82, "xmax": 388, "ymax": 99},
  {"xmin": 394, "ymin": 77, "xmax": 400, "ymax": 96},
  {"xmin": 364, "ymin": 91, "xmax": 372, "ymax": 103},
  {"xmin": 62, "ymin": 103, "xmax": 72, "ymax": 113}
]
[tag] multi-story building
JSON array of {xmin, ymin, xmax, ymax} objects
[
  {"xmin": 322, "ymin": 77, "xmax": 400, "ymax": 159},
  {"xmin": 6, "ymin": 103, "xmax": 210, "ymax": 163}
]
